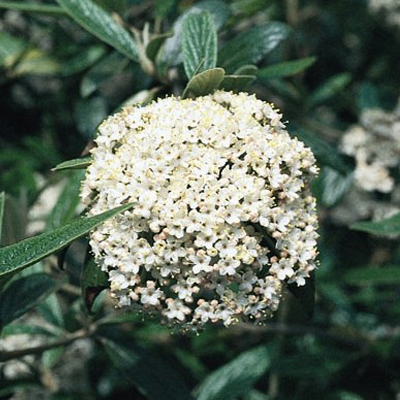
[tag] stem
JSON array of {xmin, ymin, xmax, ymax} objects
[
  {"xmin": 285, "ymin": 0, "xmax": 299, "ymax": 27},
  {"xmin": 0, "ymin": 326, "xmax": 96, "ymax": 362}
]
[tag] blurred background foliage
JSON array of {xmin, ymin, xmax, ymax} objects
[{"xmin": 1, "ymin": 0, "xmax": 400, "ymax": 399}]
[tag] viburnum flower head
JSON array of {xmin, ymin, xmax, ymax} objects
[{"xmin": 81, "ymin": 91, "xmax": 319, "ymax": 329}]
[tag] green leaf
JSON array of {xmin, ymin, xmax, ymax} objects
[
  {"xmin": 195, "ymin": 346, "xmax": 271, "ymax": 400},
  {"xmin": 163, "ymin": 0, "xmax": 230, "ymax": 66},
  {"xmin": 219, "ymin": 74, "xmax": 256, "ymax": 92},
  {"xmin": 258, "ymin": 56, "xmax": 316, "ymax": 79},
  {"xmin": 0, "ymin": 203, "xmax": 134, "ymax": 279},
  {"xmin": 42, "ymin": 346, "xmax": 65, "ymax": 369},
  {"xmin": 182, "ymin": 67, "xmax": 225, "ymax": 98},
  {"xmin": 182, "ymin": 11, "xmax": 217, "ymax": 79},
  {"xmin": 313, "ymin": 167, "xmax": 353, "ymax": 207},
  {"xmin": 0, "ymin": 31, "xmax": 27, "ymax": 68},
  {"xmin": 80, "ymin": 51, "xmax": 129, "ymax": 97},
  {"xmin": 100, "ymin": 329, "xmax": 195, "ymax": 400},
  {"xmin": 13, "ymin": 49, "xmax": 60, "ymax": 76},
  {"xmin": 0, "ymin": 273, "xmax": 59, "ymax": 327},
  {"xmin": 358, "ymin": 82, "xmax": 380, "ymax": 111},
  {"xmin": 38, "ymin": 294, "xmax": 65, "ymax": 328},
  {"xmin": 287, "ymin": 272, "xmax": 315, "ymax": 318},
  {"xmin": 234, "ymin": 64, "xmax": 258, "ymax": 75},
  {"xmin": 0, "ymin": 1, "xmax": 65, "ymax": 15},
  {"xmin": 343, "ymin": 266, "xmax": 400, "ymax": 285},
  {"xmin": 351, "ymin": 213, "xmax": 400, "ymax": 235},
  {"xmin": 1, "ymin": 323, "xmax": 58, "ymax": 337},
  {"xmin": 59, "ymin": 45, "xmax": 106, "ymax": 76},
  {"xmin": 307, "ymin": 72, "xmax": 351, "ymax": 108},
  {"xmin": 218, "ymin": 23, "xmax": 290, "ymax": 73},
  {"xmin": 145, "ymin": 32, "xmax": 173, "ymax": 62},
  {"xmin": 0, "ymin": 192, "xmax": 4, "ymax": 243},
  {"xmin": 74, "ymin": 97, "xmax": 108, "ymax": 138},
  {"xmin": 81, "ymin": 255, "xmax": 109, "ymax": 313},
  {"xmin": 47, "ymin": 170, "xmax": 85, "ymax": 230},
  {"xmin": 55, "ymin": 0, "xmax": 138, "ymax": 61},
  {"xmin": 291, "ymin": 127, "xmax": 351, "ymax": 174},
  {"xmin": 52, "ymin": 156, "xmax": 92, "ymax": 172}
]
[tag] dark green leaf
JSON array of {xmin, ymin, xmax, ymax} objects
[
  {"xmin": 358, "ymin": 82, "xmax": 380, "ymax": 111},
  {"xmin": 351, "ymin": 213, "xmax": 400, "ymax": 234},
  {"xmin": 307, "ymin": 73, "xmax": 351, "ymax": 108},
  {"xmin": 291, "ymin": 127, "xmax": 351, "ymax": 174},
  {"xmin": 182, "ymin": 67, "xmax": 225, "ymax": 98},
  {"xmin": 287, "ymin": 273, "xmax": 315, "ymax": 318},
  {"xmin": 343, "ymin": 266, "xmax": 400, "ymax": 285},
  {"xmin": 52, "ymin": 156, "xmax": 92, "ymax": 171},
  {"xmin": 47, "ymin": 170, "xmax": 85, "ymax": 229},
  {"xmin": 219, "ymin": 74, "xmax": 256, "ymax": 92},
  {"xmin": 1, "ymin": 323, "xmax": 58, "ymax": 337},
  {"xmin": 258, "ymin": 56, "xmax": 316, "ymax": 79},
  {"xmin": 94, "ymin": 0, "xmax": 127, "ymax": 14},
  {"xmin": 81, "ymin": 255, "xmax": 109, "ymax": 313},
  {"xmin": 0, "ymin": 273, "xmax": 59, "ymax": 327},
  {"xmin": 42, "ymin": 346, "xmax": 65, "ymax": 368},
  {"xmin": 145, "ymin": 32, "xmax": 173, "ymax": 62},
  {"xmin": 313, "ymin": 167, "xmax": 353, "ymax": 207},
  {"xmin": 218, "ymin": 23, "xmax": 290, "ymax": 73},
  {"xmin": 55, "ymin": 0, "xmax": 138, "ymax": 61},
  {"xmin": 182, "ymin": 11, "xmax": 217, "ymax": 79},
  {"xmin": 100, "ymin": 329, "xmax": 195, "ymax": 400},
  {"xmin": 195, "ymin": 346, "xmax": 271, "ymax": 400},
  {"xmin": 59, "ymin": 45, "xmax": 106, "ymax": 76},
  {"xmin": 0, "ymin": 192, "xmax": 4, "ymax": 243},
  {"xmin": 234, "ymin": 64, "xmax": 258, "ymax": 75},
  {"xmin": 80, "ymin": 51, "xmax": 129, "ymax": 97},
  {"xmin": 74, "ymin": 97, "xmax": 108, "ymax": 138},
  {"xmin": 0, "ymin": 1, "xmax": 65, "ymax": 15},
  {"xmin": 0, "ymin": 203, "xmax": 134, "ymax": 278}
]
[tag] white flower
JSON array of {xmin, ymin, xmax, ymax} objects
[{"xmin": 81, "ymin": 91, "xmax": 319, "ymax": 328}]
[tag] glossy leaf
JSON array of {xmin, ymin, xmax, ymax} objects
[
  {"xmin": 195, "ymin": 346, "xmax": 271, "ymax": 400},
  {"xmin": 56, "ymin": 0, "xmax": 138, "ymax": 61},
  {"xmin": 351, "ymin": 213, "xmax": 400, "ymax": 234},
  {"xmin": 0, "ymin": 273, "xmax": 59, "ymax": 327},
  {"xmin": 307, "ymin": 72, "xmax": 351, "ymax": 108},
  {"xmin": 52, "ymin": 156, "xmax": 92, "ymax": 171},
  {"xmin": 218, "ymin": 23, "xmax": 290, "ymax": 73},
  {"xmin": 343, "ymin": 266, "xmax": 400, "ymax": 285},
  {"xmin": 0, "ymin": 192, "xmax": 4, "ymax": 243},
  {"xmin": 47, "ymin": 170, "xmax": 85, "ymax": 230},
  {"xmin": 101, "ymin": 329, "xmax": 195, "ymax": 400},
  {"xmin": 182, "ymin": 67, "xmax": 225, "ymax": 98},
  {"xmin": 0, "ymin": 1, "xmax": 65, "ymax": 15},
  {"xmin": 0, "ymin": 203, "xmax": 134, "ymax": 278},
  {"xmin": 258, "ymin": 56, "xmax": 316, "ymax": 79},
  {"xmin": 182, "ymin": 11, "xmax": 217, "ymax": 79},
  {"xmin": 291, "ymin": 127, "xmax": 351, "ymax": 174}
]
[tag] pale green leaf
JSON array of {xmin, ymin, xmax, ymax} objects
[
  {"xmin": 351, "ymin": 213, "xmax": 400, "ymax": 235},
  {"xmin": 182, "ymin": 67, "xmax": 225, "ymax": 98},
  {"xmin": 0, "ymin": 1, "xmax": 65, "ymax": 15},
  {"xmin": 343, "ymin": 266, "xmax": 400, "ymax": 285},
  {"xmin": 13, "ymin": 49, "xmax": 60, "ymax": 76},
  {"xmin": 55, "ymin": 0, "xmax": 138, "ymax": 61},
  {"xmin": 182, "ymin": 11, "xmax": 217, "ymax": 79},
  {"xmin": 0, "ymin": 31, "xmax": 27, "ymax": 68},
  {"xmin": 0, "ymin": 203, "xmax": 134, "ymax": 278},
  {"xmin": 218, "ymin": 23, "xmax": 290, "ymax": 73},
  {"xmin": 0, "ymin": 273, "xmax": 59, "ymax": 327},
  {"xmin": 195, "ymin": 346, "xmax": 271, "ymax": 400},
  {"xmin": 258, "ymin": 56, "xmax": 316, "ymax": 79},
  {"xmin": 52, "ymin": 156, "xmax": 92, "ymax": 172}
]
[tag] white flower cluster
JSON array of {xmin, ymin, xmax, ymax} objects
[
  {"xmin": 335, "ymin": 101, "xmax": 400, "ymax": 225},
  {"xmin": 369, "ymin": 0, "xmax": 400, "ymax": 27},
  {"xmin": 81, "ymin": 91, "xmax": 319, "ymax": 328}
]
